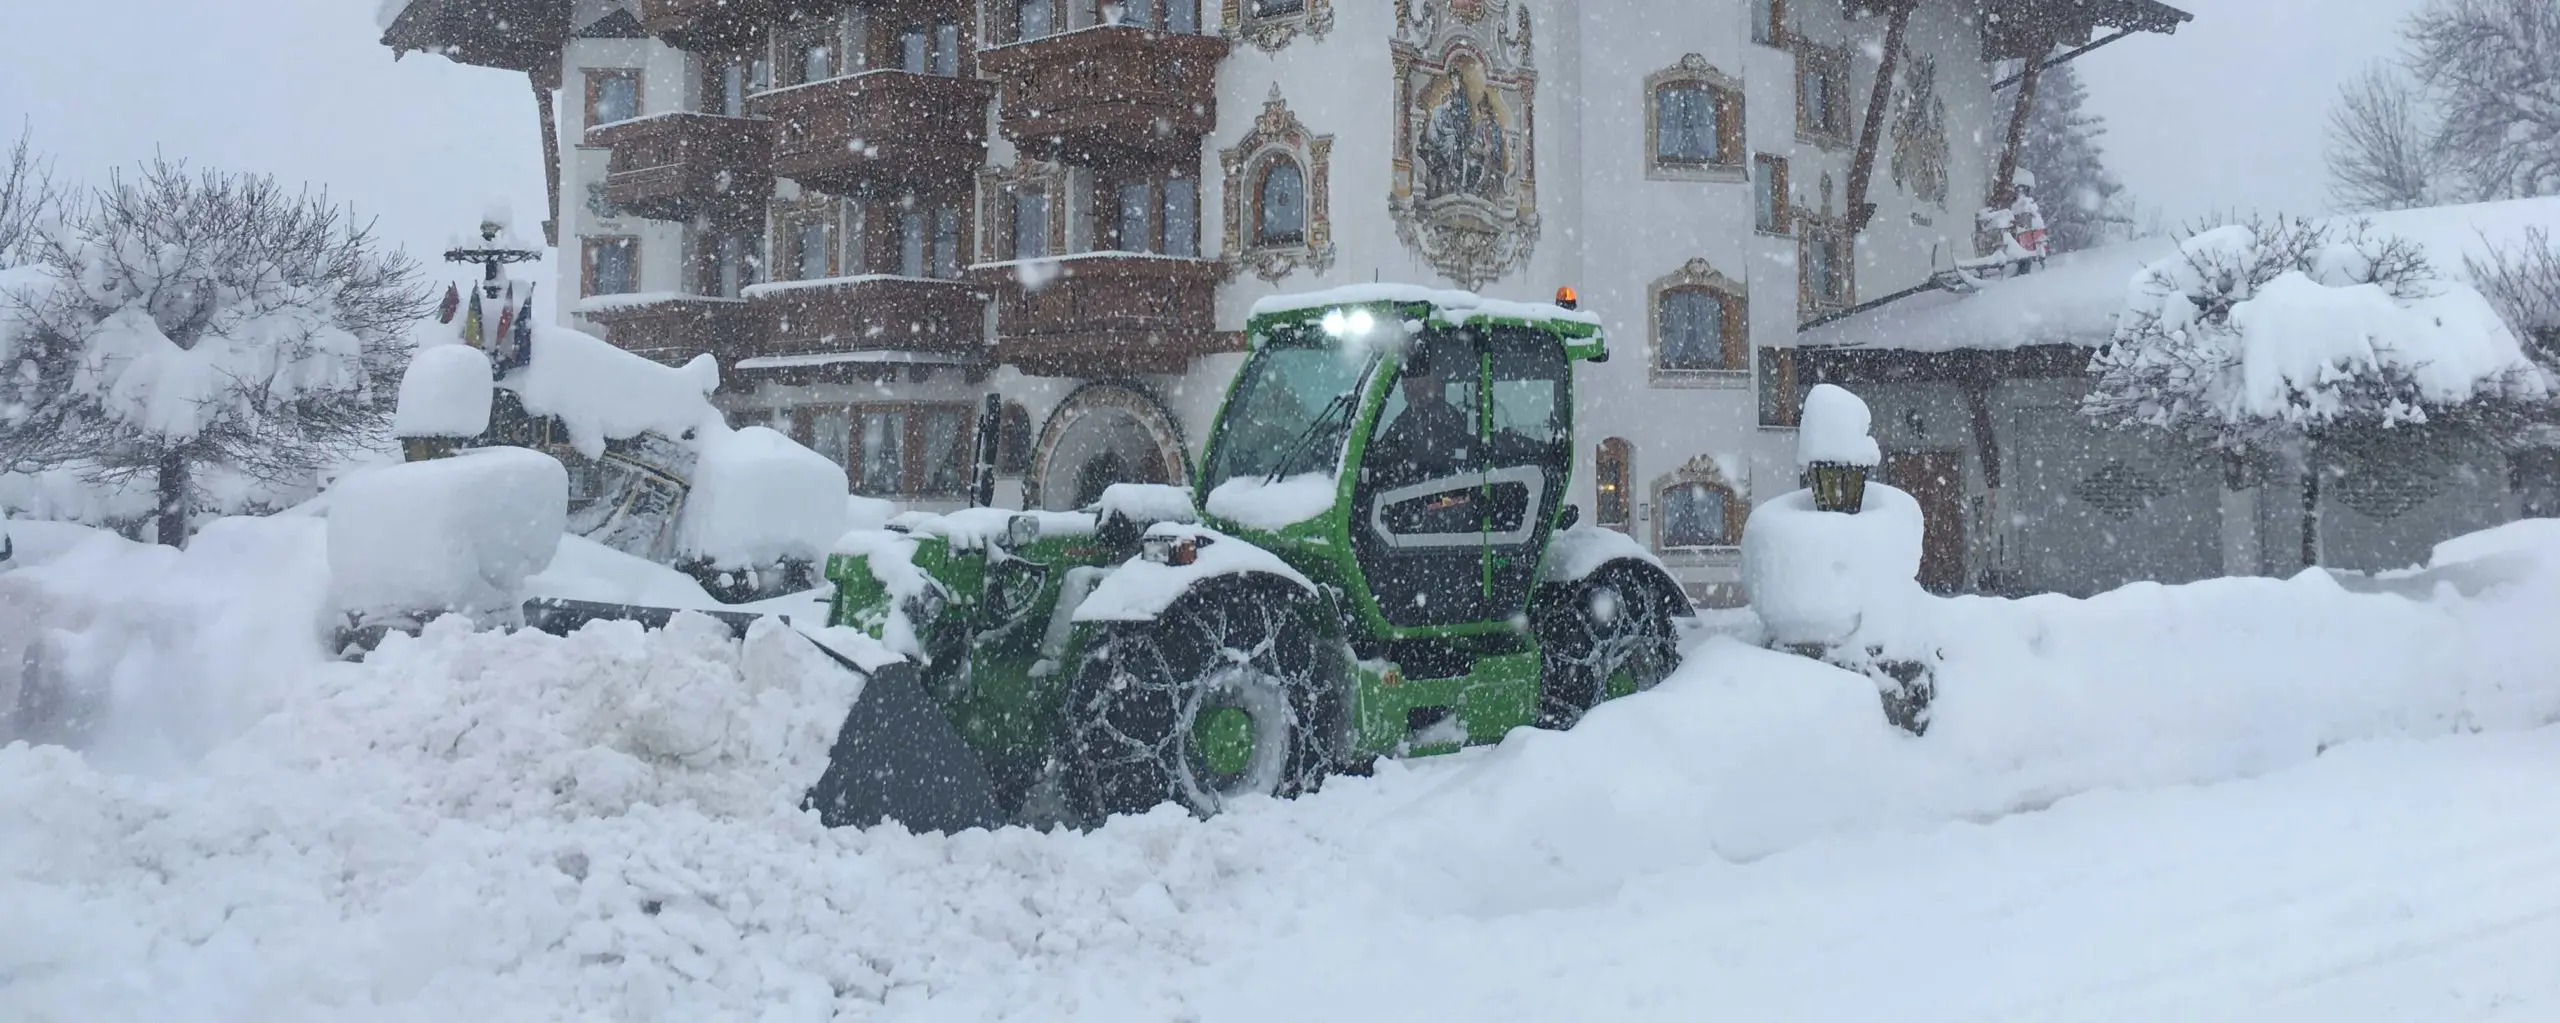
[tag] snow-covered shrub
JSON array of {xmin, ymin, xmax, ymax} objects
[
  {"xmin": 0, "ymin": 159, "xmax": 429, "ymax": 545},
  {"xmin": 2084, "ymin": 215, "xmax": 2552, "ymax": 564},
  {"xmin": 326, "ymin": 446, "xmax": 567, "ymax": 628}
]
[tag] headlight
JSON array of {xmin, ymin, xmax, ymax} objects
[
  {"xmin": 1139, "ymin": 533, "xmax": 1204, "ymax": 567},
  {"xmin": 1006, "ymin": 513, "xmax": 1042, "ymax": 547}
]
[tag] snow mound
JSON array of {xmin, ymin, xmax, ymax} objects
[
  {"xmin": 1795, "ymin": 383, "xmax": 1881, "ymax": 467},
  {"xmin": 1098, "ymin": 482, "xmax": 1197, "ymax": 524},
  {"xmin": 327, "ymin": 448, "xmax": 567, "ymax": 622},
  {"xmin": 512, "ymin": 324, "xmax": 722, "ymax": 459},
  {"xmin": 391, "ymin": 342, "xmax": 492, "ymax": 438},
  {"xmin": 677, "ymin": 426, "xmax": 848, "ymax": 569},
  {"xmin": 1203, "ymin": 472, "xmax": 1336, "ymax": 531},
  {"xmin": 1742, "ymin": 484, "xmax": 1926, "ymax": 647}
]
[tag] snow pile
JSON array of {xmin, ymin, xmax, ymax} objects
[
  {"xmin": 676, "ymin": 426, "xmax": 848, "ymax": 569},
  {"xmin": 1203, "ymin": 472, "xmax": 1337, "ymax": 531},
  {"xmin": 1741, "ymin": 485, "xmax": 1927, "ymax": 647},
  {"xmin": 512, "ymin": 323, "xmax": 722, "ymax": 459},
  {"xmin": 326, "ymin": 448, "xmax": 567, "ymax": 623},
  {"xmin": 525, "ymin": 534, "xmax": 722, "ymax": 609},
  {"xmin": 1794, "ymin": 383, "xmax": 1882, "ymax": 466},
  {"xmin": 390, "ymin": 342, "xmax": 492, "ymax": 439},
  {"xmin": 827, "ymin": 528, "xmax": 936, "ymax": 657},
  {"xmin": 1098, "ymin": 482, "xmax": 1197, "ymax": 524}
]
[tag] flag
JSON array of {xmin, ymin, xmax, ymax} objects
[
  {"xmin": 502, "ymin": 287, "xmax": 537, "ymax": 373},
  {"xmin": 436, "ymin": 283, "xmax": 461, "ymax": 324},
  {"xmin": 462, "ymin": 288, "xmax": 485, "ymax": 349},
  {"xmin": 493, "ymin": 300, "xmax": 515, "ymax": 353}
]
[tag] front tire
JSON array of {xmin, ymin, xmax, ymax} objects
[
  {"xmin": 1534, "ymin": 565, "xmax": 1684, "ymax": 729},
  {"xmin": 1061, "ymin": 579, "xmax": 1340, "ymax": 821}
]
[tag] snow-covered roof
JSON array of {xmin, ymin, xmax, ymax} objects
[
  {"xmin": 1247, "ymin": 283, "xmax": 1604, "ymax": 329},
  {"xmin": 1800, "ymin": 196, "xmax": 2560, "ymax": 354}
]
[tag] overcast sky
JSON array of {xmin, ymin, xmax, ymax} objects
[{"xmin": 1, "ymin": 0, "xmax": 2412, "ymax": 282}]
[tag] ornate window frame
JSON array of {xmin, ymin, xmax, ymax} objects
[
  {"xmin": 1644, "ymin": 55, "xmax": 1746, "ymax": 183},
  {"xmin": 1653, "ymin": 455, "xmax": 1747, "ymax": 551},
  {"xmin": 1221, "ymin": 87, "xmax": 1335, "ymax": 283},
  {"xmin": 1648, "ymin": 258, "xmax": 1750, "ymax": 387},
  {"xmin": 1794, "ymin": 37, "xmax": 1854, "ymax": 149},
  {"xmin": 1221, "ymin": 0, "xmax": 1333, "ymax": 53},
  {"xmin": 977, "ymin": 160, "xmax": 1070, "ymax": 264},
  {"xmin": 1798, "ymin": 211, "xmax": 1854, "ymax": 315}
]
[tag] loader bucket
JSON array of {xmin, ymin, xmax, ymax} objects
[{"xmin": 518, "ymin": 596, "xmax": 1007, "ymax": 834}]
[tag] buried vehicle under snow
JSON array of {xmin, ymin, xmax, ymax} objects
[{"xmin": 814, "ymin": 286, "xmax": 1695, "ymax": 826}]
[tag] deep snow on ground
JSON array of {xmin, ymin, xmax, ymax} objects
[{"xmin": 4, "ymin": 519, "xmax": 2560, "ymax": 1020}]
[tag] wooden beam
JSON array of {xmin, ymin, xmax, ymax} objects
[
  {"xmin": 1844, "ymin": 3, "xmax": 1914, "ymax": 234},
  {"xmin": 532, "ymin": 67, "xmax": 563, "ymax": 249},
  {"xmin": 1989, "ymin": 53, "xmax": 2045, "ymax": 209}
]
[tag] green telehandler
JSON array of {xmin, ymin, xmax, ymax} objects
[{"xmin": 773, "ymin": 284, "xmax": 1696, "ymax": 830}]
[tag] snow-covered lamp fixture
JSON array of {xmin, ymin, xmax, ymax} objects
[{"xmin": 1797, "ymin": 383, "xmax": 1882, "ymax": 515}]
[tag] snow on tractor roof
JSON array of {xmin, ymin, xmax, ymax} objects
[
  {"xmin": 1247, "ymin": 283, "xmax": 1604, "ymax": 331},
  {"xmin": 507, "ymin": 322, "xmax": 723, "ymax": 459}
]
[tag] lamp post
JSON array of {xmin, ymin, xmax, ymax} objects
[{"xmin": 1808, "ymin": 460, "xmax": 1868, "ymax": 514}]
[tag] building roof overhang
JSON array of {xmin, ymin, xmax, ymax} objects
[
  {"xmin": 1980, "ymin": 0, "xmax": 2193, "ymax": 60},
  {"xmin": 381, "ymin": 0, "xmax": 573, "ymax": 73}
]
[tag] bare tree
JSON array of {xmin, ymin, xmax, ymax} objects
[
  {"xmin": 2407, "ymin": 0, "xmax": 2560, "ymax": 200},
  {"xmin": 0, "ymin": 122, "xmax": 65, "ymax": 266},
  {"xmin": 0, "ymin": 159, "xmax": 429, "ymax": 544},
  {"xmin": 2465, "ymin": 226, "xmax": 2560, "ymax": 364},
  {"xmin": 2326, "ymin": 63, "xmax": 2458, "ymax": 211}
]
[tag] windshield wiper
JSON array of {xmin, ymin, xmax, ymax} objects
[{"xmin": 1266, "ymin": 390, "xmax": 1357, "ymax": 484}]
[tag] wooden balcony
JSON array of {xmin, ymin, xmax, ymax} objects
[
  {"xmin": 979, "ymin": 255, "xmax": 1228, "ymax": 375},
  {"xmin": 978, "ymin": 27, "xmax": 1229, "ymax": 163},
  {"xmin": 579, "ymin": 296, "xmax": 763, "ymax": 370},
  {"xmin": 745, "ymin": 72, "xmax": 996, "ymax": 194},
  {"xmin": 585, "ymin": 113, "xmax": 775, "ymax": 222},
  {"xmin": 380, "ymin": 0, "xmax": 572, "ymax": 72},
  {"xmin": 746, "ymin": 276, "xmax": 990, "ymax": 359},
  {"xmin": 638, "ymin": 0, "xmax": 777, "ymax": 50}
]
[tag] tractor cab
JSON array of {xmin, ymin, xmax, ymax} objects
[{"xmin": 1198, "ymin": 287, "xmax": 1608, "ymax": 633}]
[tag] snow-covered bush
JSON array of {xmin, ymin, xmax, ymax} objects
[
  {"xmin": 0, "ymin": 159, "xmax": 429, "ymax": 545},
  {"xmin": 327, "ymin": 446, "xmax": 566, "ymax": 629},
  {"xmin": 2083, "ymin": 215, "xmax": 2551, "ymax": 565}
]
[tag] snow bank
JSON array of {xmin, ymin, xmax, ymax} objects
[
  {"xmin": 1740, "ymin": 484, "xmax": 1927, "ymax": 647},
  {"xmin": 524, "ymin": 534, "xmax": 720, "ymax": 609},
  {"xmin": 1203, "ymin": 472, "xmax": 1337, "ymax": 531},
  {"xmin": 1074, "ymin": 524, "xmax": 1317, "ymax": 621},
  {"xmin": 327, "ymin": 448, "xmax": 567, "ymax": 622},
  {"xmin": 1795, "ymin": 383, "xmax": 1881, "ymax": 466},
  {"xmin": 1537, "ymin": 524, "xmax": 1665, "ymax": 585},
  {"xmin": 676, "ymin": 426, "xmax": 847, "ymax": 569},
  {"xmin": 391, "ymin": 342, "xmax": 492, "ymax": 438},
  {"xmin": 511, "ymin": 324, "xmax": 721, "ymax": 459},
  {"xmin": 10, "ymin": 521, "xmax": 2560, "ymax": 1018}
]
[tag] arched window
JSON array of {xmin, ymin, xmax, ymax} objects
[
  {"xmin": 1595, "ymin": 438, "xmax": 1633, "ymax": 530},
  {"xmin": 1657, "ymin": 479, "xmax": 1742, "ymax": 549},
  {"xmin": 1256, "ymin": 158, "xmax": 1306, "ymax": 246},
  {"xmin": 1646, "ymin": 56, "xmax": 1744, "ymax": 179},
  {"xmin": 1659, "ymin": 288, "xmax": 1731, "ymax": 370},
  {"xmin": 1650, "ymin": 258, "xmax": 1749, "ymax": 379}
]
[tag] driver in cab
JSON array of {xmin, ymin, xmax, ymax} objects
[{"xmin": 1371, "ymin": 360, "xmax": 1475, "ymax": 485}]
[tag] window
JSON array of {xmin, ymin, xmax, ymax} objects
[
  {"xmin": 583, "ymin": 236, "xmax": 637, "ymax": 296},
  {"xmin": 1659, "ymin": 290, "xmax": 1735, "ymax": 371},
  {"xmin": 1645, "ymin": 58, "xmax": 1744, "ymax": 178},
  {"xmin": 1751, "ymin": 0, "xmax": 1786, "ymax": 46},
  {"xmin": 936, "ymin": 23, "xmax": 961, "ymax": 75},
  {"xmin": 1803, "ymin": 227, "xmax": 1851, "ymax": 309},
  {"xmin": 996, "ymin": 402, "xmax": 1035, "ymax": 476},
  {"xmin": 793, "ymin": 219, "xmax": 833, "ymax": 280},
  {"xmin": 1121, "ymin": 0, "xmax": 1156, "ymax": 28},
  {"xmin": 1796, "ymin": 42, "xmax": 1851, "ymax": 142},
  {"xmin": 698, "ymin": 228, "xmax": 761, "ymax": 297},
  {"xmin": 1754, "ymin": 154, "xmax": 1790, "ymax": 234},
  {"xmin": 1649, "ymin": 258, "xmax": 1749, "ymax": 379},
  {"xmin": 1757, "ymin": 346, "xmax": 1801, "ymax": 427},
  {"xmin": 902, "ymin": 27, "xmax": 929, "ymax": 74},
  {"xmin": 1167, "ymin": 0, "xmax": 1198, "ymax": 33},
  {"xmin": 1595, "ymin": 438, "xmax": 1633, "ymax": 530},
  {"xmin": 1163, "ymin": 178, "xmax": 1199, "ymax": 257},
  {"xmin": 1255, "ymin": 159, "xmax": 1306, "ymax": 246},
  {"xmin": 1254, "ymin": 0, "xmax": 1306, "ymax": 13},
  {"xmin": 1013, "ymin": 191, "xmax": 1051, "ymax": 259},
  {"xmin": 933, "ymin": 207, "xmax": 961, "ymax": 278},
  {"xmin": 1017, "ymin": 0, "xmax": 1053, "ymax": 41},
  {"xmin": 1117, "ymin": 182, "xmax": 1151, "ymax": 252},
  {"xmin": 806, "ymin": 403, "xmax": 978, "ymax": 496},
  {"xmin": 1658, "ymin": 481, "xmax": 1740, "ymax": 549},
  {"xmin": 1653, "ymin": 85, "xmax": 1735, "ymax": 166},
  {"xmin": 1108, "ymin": 173, "xmax": 1200, "ymax": 255},
  {"xmin": 784, "ymin": 18, "xmax": 836, "ymax": 86},
  {"xmin": 899, "ymin": 209, "xmax": 928, "ymax": 277},
  {"xmin": 585, "ymin": 69, "xmax": 640, "ymax": 126}
]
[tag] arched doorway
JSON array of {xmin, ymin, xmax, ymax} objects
[{"xmin": 1028, "ymin": 382, "xmax": 1190, "ymax": 510}]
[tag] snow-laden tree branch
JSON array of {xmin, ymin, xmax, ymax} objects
[
  {"xmin": 2082, "ymin": 215, "xmax": 2552, "ymax": 565},
  {"xmin": 2407, "ymin": 0, "xmax": 2560, "ymax": 200},
  {"xmin": 0, "ymin": 159, "xmax": 429, "ymax": 544},
  {"xmin": 2325, "ymin": 64, "xmax": 2459, "ymax": 212}
]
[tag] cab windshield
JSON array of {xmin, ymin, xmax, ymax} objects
[{"xmin": 1201, "ymin": 342, "xmax": 1378, "ymax": 488}]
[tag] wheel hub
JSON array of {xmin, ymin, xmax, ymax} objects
[{"xmin": 1194, "ymin": 706, "xmax": 1256, "ymax": 778}]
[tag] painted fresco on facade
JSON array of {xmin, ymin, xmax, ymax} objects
[
  {"xmin": 1891, "ymin": 45, "xmax": 1952, "ymax": 210},
  {"xmin": 1391, "ymin": 0, "xmax": 1539, "ymax": 290}
]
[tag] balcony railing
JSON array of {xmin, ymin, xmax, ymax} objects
[
  {"xmin": 577, "ymin": 295, "xmax": 763, "ymax": 373},
  {"xmin": 745, "ymin": 72, "xmax": 996, "ymax": 193},
  {"xmin": 745, "ymin": 275, "xmax": 990, "ymax": 360},
  {"xmin": 585, "ymin": 113, "xmax": 775, "ymax": 223},
  {"xmin": 638, "ymin": 0, "xmax": 777, "ymax": 50},
  {"xmin": 978, "ymin": 27, "xmax": 1229, "ymax": 163},
  {"xmin": 978, "ymin": 254, "xmax": 1228, "ymax": 374}
]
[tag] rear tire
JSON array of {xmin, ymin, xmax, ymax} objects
[
  {"xmin": 1534, "ymin": 565, "xmax": 1683, "ymax": 729},
  {"xmin": 1061, "ymin": 579, "xmax": 1340, "ymax": 821}
]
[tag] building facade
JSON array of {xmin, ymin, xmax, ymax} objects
[{"xmin": 384, "ymin": 0, "xmax": 2190, "ymax": 603}]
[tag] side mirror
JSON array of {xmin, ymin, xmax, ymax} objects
[{"xmin": 1558, "ymin": 503, "xmax": 1582, "ymax": 531}]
